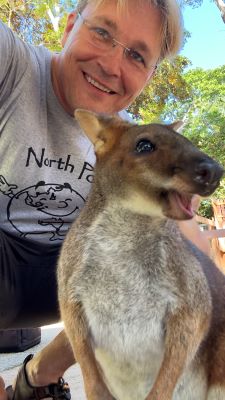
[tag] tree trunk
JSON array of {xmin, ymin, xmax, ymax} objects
[
  {"xmin": 47, "ymin": 5, "xmax": 60, "ymax": 32},
  {"xmin": 214, "ymin": 0, "xmax": 225, "ymax": 23}
]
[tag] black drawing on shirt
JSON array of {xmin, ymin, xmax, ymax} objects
[{"xmin": 0, "ymin": 176, "xmax": 85, "ymax": 241}]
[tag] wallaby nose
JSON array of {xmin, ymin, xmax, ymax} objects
[{"xmin": 194, "ymin": 160, "xmax": 223, "ymax": 186}]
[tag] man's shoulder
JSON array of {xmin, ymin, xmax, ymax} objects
[
  {"xmin": 0, "ymin": 20, "xmax": 17, "ymax": 51},
  {"xmin": 0, "ymin": 21, "xmax": 53, "ymax": 116},
  {"xmin": 0, "ymin": 20, "xmax": 52, "ymax": 91},
  {"xmin": 0, "ymin": 19, "xmax": 12, "ymax": 34}
]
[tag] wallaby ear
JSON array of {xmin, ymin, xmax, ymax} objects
[
  {"xmin": 75, "ymin": 109, "xmax": 102, "ymax": 144},
  {"xmin": 169, "ymin": 120, "xmax": 184, "ymax": 132},
  {"xmin": 74, "ymin": 109, "xmax": 131, "ymax": 156}
]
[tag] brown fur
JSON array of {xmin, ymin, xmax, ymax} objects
[{"xmin": 58, "ymin": 110, "xmax": 225, "ymax": 400}]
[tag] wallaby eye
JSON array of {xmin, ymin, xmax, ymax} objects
[{"xmin": 135, "ymin": 139, "xmax": 155, "ymax": 154}]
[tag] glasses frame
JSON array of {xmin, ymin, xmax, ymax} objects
[{"xmin": 77, "ymin": 12, "xmax": 158, "ymax": 77}]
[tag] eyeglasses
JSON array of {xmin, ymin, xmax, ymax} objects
[{"xmin": 78, "ymin": 13, "xmax": 158, "ymax": 77}]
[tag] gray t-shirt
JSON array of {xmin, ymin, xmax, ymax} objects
[{"xmin": 0, "ymin": 21, "xmax": 97, "ymax": 244}]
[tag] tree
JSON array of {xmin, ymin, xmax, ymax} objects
[
  {"xmin": 128, "ymin": 56, "xmax": 192, "ymax": 122},
  {"xmin": 161, "ymin": 65, "xmax": 225, "ymax": 163},
  {"xmin": 181, "ymin": 0, "xmax": 225, "ymax": 24},
  {"xmin": 158, "ymin": 65, "xmax": 225, "ymax": 216},
  {"xmin": 0, "ymin": 0, "xmax": 74, "ymax": 51}
]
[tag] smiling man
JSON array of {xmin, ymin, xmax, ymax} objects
[
  {"xmin": 51, "ymin": 1, "xmax": 163, "ymax": 115},
  {"xmin": 0, "ymin": 1, "xmax": 210, "ymax": 399}
]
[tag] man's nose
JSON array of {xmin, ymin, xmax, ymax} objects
[{"xmin": 97, "ymin": 46, "xmax": 124, "ymax": 77}]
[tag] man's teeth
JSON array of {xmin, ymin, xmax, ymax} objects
[{"xmin": 86, "ymin": 75, "xmax": 112, "ymax": 93}]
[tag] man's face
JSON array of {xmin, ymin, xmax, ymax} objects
[{"xmin": 51, "ymin": 0, "xmax": 162, "ymax": 115}]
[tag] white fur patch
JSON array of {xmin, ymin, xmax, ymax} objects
[
  {"xmin": 94, "ymin": 344, "xmax": 162, "ymax": 400},
  {"xmin": 173, "ymin": 364, "xmax": 207, "ymax": 400},
  {"xmin": 207, "ymin": 385, "xmax": 225, "ymax": 399},
  {"xmin": 120, "ymin": 191, "xmax": 163, "ymax": 218},
  {"xmin": 94, "ymin": 346, "xmax": 209, "ymax": 400}
]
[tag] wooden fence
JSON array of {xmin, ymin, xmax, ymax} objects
[{"xmin": 196, "ymin": 199, "xmax": 225, "ymax": 272}]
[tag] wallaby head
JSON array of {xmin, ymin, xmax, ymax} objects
[{"xmin": 75, "ymin": 109, "xmax": 224, "ymax": 221}]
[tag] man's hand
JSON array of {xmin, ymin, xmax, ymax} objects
[
  {"xmin": 0, "ymin": 175, "xmax": 17, "ymax": 197},
  {"xmin": 178, "ymin": 196, "xmax": 211, "ymax": 257}
]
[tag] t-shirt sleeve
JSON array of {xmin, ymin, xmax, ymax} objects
[
  {"xmin": 0, "ymin": 20, "xmax": 29, "ymax": 102},
  {"xmin": 118, "ymin": 109, "xmax": 134, "ymax": 123}
]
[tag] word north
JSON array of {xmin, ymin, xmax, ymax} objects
[{"xmin": 25, "ymin": 147, "xmax": 94, "ymax": 182}]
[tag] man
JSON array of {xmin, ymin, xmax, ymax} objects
[{"xmin": 0, "ymin": 0, "xmax": 210, "ymax": 398}]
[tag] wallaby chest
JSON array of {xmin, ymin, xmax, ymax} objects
[
  {"xmin": 71, "ymin": 207, "xmax": 208, "ymax": 400},
  {"xmin": 80, "ymin": 207, "xmax": 179, "ymax": 324}
]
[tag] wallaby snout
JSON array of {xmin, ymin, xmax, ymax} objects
[{"xmin": 193, "ymin": 159, "xmax": 223, "ymax": 192}]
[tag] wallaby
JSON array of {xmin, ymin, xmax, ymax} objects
[{"xmin": 58, "ymin": 109, "xmax": 225, "ymax": 400}]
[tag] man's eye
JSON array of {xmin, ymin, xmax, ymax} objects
[
  {"xmin": 91, "ymin": 27, "xmax": 111, "ymax": 41},
  {"xmin": 129, "ymin": 49, "xmax": 145, "ymax": 65}
]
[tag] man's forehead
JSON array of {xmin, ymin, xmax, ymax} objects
[{"xmin": 82, "ymin": 0, "xmax": 157, "ymax": 27}]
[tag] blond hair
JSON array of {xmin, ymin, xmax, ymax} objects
[{"xmin": 75, "ymin": 0, "xmax": 183, "ymax": 61}]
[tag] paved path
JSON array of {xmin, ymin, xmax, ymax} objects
[{"xmin": 0, "ymin": 323, "xmax": 86, "ymax": 399}]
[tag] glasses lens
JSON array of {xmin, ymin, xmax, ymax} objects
[
  {"xmin": 85, "ymin": 20, "xmax": 157, "ymax": 76},
  {"xmin": 89, "ymin": 27, "xmax": 112, "ymax": 50}
]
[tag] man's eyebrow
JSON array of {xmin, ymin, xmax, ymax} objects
[{"xmin": 93, "ymin": 16, "xmax": 118, "ymax": 31}]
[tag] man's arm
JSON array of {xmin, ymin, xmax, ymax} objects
[
  {"xmin": 0, "ymin": 21, "xmax": 15, "ymax": 86},
  {"xmin": 0, "ymin": 20, "xmax": 28, "ymax": 100},
  {"xmin": 178, "ymin": 218, "xmax": 211, "ymax": 257},
  {"xmin": 177, "ymin": 195, "xmax": 211, "ymax": 257}
]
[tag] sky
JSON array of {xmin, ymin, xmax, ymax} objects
[{"xmin": 180, "ymin": 0, "xmax": 225, "ymax": 69}]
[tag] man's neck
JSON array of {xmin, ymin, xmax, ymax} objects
[{"xmin": 50, "ymin": 54, "xmax": 73, "ymax": 116}]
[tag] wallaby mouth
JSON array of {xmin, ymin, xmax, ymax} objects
[
  {"xmin": 162, "ymin": 160, "xmax": 224, "ymax": 220},
  {"xmin": 169, "ymin": 192, "xmax": 195, "ymax": 218},
  {"xmin": 163, "ymin": 191, "xmax": 194, "ymax": 220}
]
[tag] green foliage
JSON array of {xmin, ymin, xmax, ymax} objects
[
  {"xmin": 128, "ymin": 56, "xmax": 192, "ymax": 122},
  {"xmin": 198, "ymin": 199, "xmax": 214, "ymax": 219},
  {"xmin": 161, "ymin": 65, "xmax": 225, "ymax": 162},
  {"xmin": 160, "ymin": 65, "xmax": 225, "ymax": 212},
  {"xmin": 0, "ymin": 0, "xmax": 74, "ymax": 51}
]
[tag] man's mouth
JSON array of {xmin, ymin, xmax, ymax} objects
[{"xmin": 84, "ymin": 73, "xmax": 115, "ymax": 94}]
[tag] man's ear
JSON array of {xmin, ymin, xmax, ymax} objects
[{"xmin": 61, "ymin": 11, "xmax": 77, "ymax": 47}]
